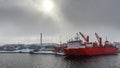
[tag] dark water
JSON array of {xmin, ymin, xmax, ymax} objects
[{"xmin": 0, "ymin": 53, "xmax": 120, "ymax": 68}]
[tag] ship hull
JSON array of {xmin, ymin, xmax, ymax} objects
[{"xmin": 64, "ymin": 47, "xmax": 118, "ymax": 56}]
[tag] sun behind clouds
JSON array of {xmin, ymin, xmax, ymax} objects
[
  {"xmin": 42, "ymin": 0, "xmax": 54, "ymax": 13},
  {"xmin": 33, "ymin": 0, "xmax": 55, "ymax": 14}
]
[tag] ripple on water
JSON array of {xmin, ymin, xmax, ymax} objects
[{"xmin": 0, "ymin": 53, "xmax": 119, "ymax": 68}]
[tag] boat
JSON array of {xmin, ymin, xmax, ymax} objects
[
  {"xmin": 63, "ymin": 32, "xmax": 118, "ymax": 56},
  {"xmin": 56, "ymin": 52, "xmax": 65, "ymax": 56},
  {"xmin": 29, "ymin": 50, "xmax": 56, "ymax": 54}
]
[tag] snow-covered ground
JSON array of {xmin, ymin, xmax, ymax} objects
[
  {"xmin": 18, "ymin": 49, "xmax": 32, "ymax": 53},
  {"xmin": 0, "ymin": 49, "xmax": 65, "ymax": 56},
  {"xmin": 0, "ymin": 49, "xmax": 33, "ymax": 53}
]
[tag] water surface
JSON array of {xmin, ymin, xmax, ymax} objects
[{"xmin": 0, "ymin": 53, "xmax": 120, "ymax": 68}]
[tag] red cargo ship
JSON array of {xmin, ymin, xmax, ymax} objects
[{"xmin": 64, "ymin": 32, "xmax": 118, "ymax": 56}]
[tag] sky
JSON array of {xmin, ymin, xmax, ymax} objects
[{"xmin": 0, "ymin": 0, "xmax": 120, "ymax": 44}]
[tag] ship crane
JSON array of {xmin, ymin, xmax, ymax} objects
[
  {"xmin": 95, "ymin": 33, "xmax": 103, "ymax": 47},
  {"xmin": 95, "ymin": 33, "xmax": 100, "ymax": 42},
  {"xmin": 79, "ymin": 32, "xmax": 89, "ymax": 43}
]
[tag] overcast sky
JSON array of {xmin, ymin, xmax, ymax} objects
[{"xmin": 0, "ymin": 0, "xmax": 120, "ymax": 44}]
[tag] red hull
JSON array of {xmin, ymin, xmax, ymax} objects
[{"xmin": 64, "ymin": 47, "xmax": 118, "ymax": 56}]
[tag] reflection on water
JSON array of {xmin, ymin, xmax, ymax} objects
[
  {"xmin": 64, "ymin": 54, "xmax": 119, "ymax": 68},
  {"xmin": 0, "ymin": 53, "xmax": 120, "ymax": 68}
]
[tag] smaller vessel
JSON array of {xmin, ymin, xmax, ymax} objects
[
  {"xmin": 30, "ymin": 50, "xmax": 56, "ymax": 54},
  {"xmin": 54, "ymin": 44, "xmax": 66, "ymax": 56},
  {"xmin": 64, "ymin": 32, "xmax": 118, "ymax": 56}
]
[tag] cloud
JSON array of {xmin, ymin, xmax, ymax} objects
[
  {"xmin": 60, "ymin": 0, "xmax": 120, "ymax": 28},
  {"xmin": 0, "ymin": 0, "xmax": 60, "ymax": 37},
  {"xmin": 0, "ymin": 0, "xmax": 120, "ymax": 44}
]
